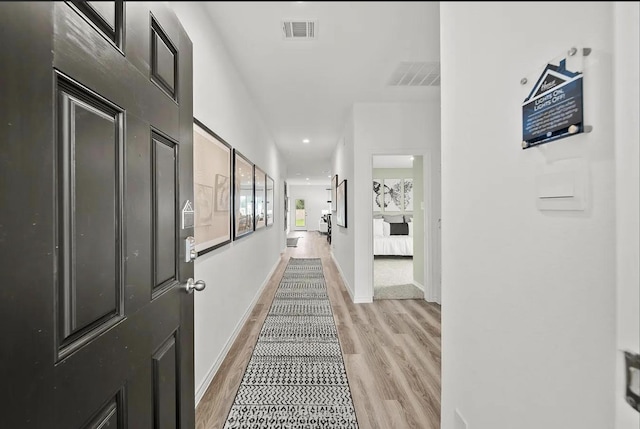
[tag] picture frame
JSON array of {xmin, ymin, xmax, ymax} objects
[
  {"xmin": 266, "ymin": 175, "xmax": 274, "ymax": 226},
  {"xmin": 331, "ymin": 174, "xmax": 338, "ymax": 212},
  {"xmin": 373, "ymin": 178, "xmax": 382, "ymax": 212},
  {"xmin": 383, "ymin": 178, "xmax": 402, "ymax": 212},
  {"xmin": 336, "ymin": 179, "xmax": 347, "ymax": 228},
  {"xmin": 284, "ymin": 181, "xmax": 288, "ymax": 231},
  {"xmin": 193, "ymin": 118, "xmax": 232, "ymax": 255},
  {"xmin": 254, "ymin": 165, "xmax": 266, "ymax": 230},
  {"xmin": 233, "ymin": 149, "xmax": 254, "ymax": 239}
]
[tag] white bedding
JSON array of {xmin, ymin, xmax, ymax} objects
[{"xmin": 373, "ymin": 235, "xmax": 413, "ymax": 256}]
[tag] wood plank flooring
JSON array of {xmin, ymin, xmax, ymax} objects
[{"xmin": 195, "ymin": 232, "xmax": 441, "ymax": 429}]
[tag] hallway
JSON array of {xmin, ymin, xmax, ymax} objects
[{"xmin": 195, "ymin": 232, "xmax": 441, "ymax": 429}]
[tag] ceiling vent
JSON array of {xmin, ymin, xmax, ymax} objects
[
  {"xmin": 282, "ymin": 21, "xmax": 316, "ymax": 40},
  {"xmin": 388, "ymin": 62, "xmax": 440, "ymax": 86}
]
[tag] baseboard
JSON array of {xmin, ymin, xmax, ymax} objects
[
  {"xmin": 330, "ymin": 251, "xmax": 356, "ymax": 303},
  {"xmin": 412, "ymin": 280, "xmax": 424, "ymax": 291},
  {"xmin": 353, "ymin": 295, "xmax": 373, "ymax": 304},
  {"xmin": 194, "ymin": 256, "xmax": 281, "ymax": 406}
]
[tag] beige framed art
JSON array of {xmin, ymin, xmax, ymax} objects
[
  {"xmin": 193, "ymin": 118, "xmax": 232, "ymax": 255},
  {"xmin": 266, "ymin": 175, "xmax": 274, "ymax": 226},
  {"xmin": 233, "ymin": 149, "xmax": 254, "ymax": 239},
  {"xmin": 254, "ymin": 166, "xmax": 266, "ymax": 230}
]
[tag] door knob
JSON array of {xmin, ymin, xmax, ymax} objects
[{"xmin": 184, "ymin": 278, "xmax": 206, "ymax": 293}]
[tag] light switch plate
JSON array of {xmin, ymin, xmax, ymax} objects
[{"xmin": 536, "ymin": 158, "xmax": 587, "ymax": 211}]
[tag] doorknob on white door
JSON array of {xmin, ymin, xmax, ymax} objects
[{"xmin": 184, "ymin": 278, "xmax": 206, "ymax": 293}]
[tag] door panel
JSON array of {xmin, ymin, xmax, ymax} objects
[
  {"xmin": 56, "ymin": 74, "xmax": 125, "ymax": 359},
  {"xmin": 0, "ymin": 2, "xmax": 194, "ymax": 427},
  {"xmin": 153, "ymin": 334, "xmax": 179, "ymax": 429},
  {"xmin": 69, "ymin": 1, "xmax": 123, "ymax": 48},
  {"xmin": 153, "ymin": 134, "xmax": 178, "ymax": 291},
  {"xmin": 151, "ymin": 16, "xmax": 178, "ymax": 99},
  {"xmin": 83, "ymin": 392, "xmax": 123, "ymax": 429}
]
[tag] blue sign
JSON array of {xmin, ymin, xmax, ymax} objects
[{"xmin": 522, "ymin": 59, "xmax": 584, "ymax": 149}]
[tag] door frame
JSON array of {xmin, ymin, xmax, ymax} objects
[
  {"xmin": 367, "ymin": 149, "xmax": 441, "ymax": 303},
  {"xmin": 293, "ymin": 197, "xmax": 307, "ymax": 231}
]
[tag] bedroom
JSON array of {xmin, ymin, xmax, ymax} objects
[{"xmin": 372, "ymin": 154, "xmax": 425, "ymax": 300}]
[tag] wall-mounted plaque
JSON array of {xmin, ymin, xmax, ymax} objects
[{"xmin": 522, "ymin": 48, "xmax": 586, "ymax": 149}]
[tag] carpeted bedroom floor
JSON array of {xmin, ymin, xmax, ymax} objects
[{"xmin": 373, "ymin": 256, "xmax": 423, "ymax": 300}]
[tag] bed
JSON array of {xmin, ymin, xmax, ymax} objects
[{"xmin": 373, "ymin": 216, "xmax": 413, "ymax": 256}]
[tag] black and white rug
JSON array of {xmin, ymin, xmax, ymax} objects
[{"xmin": 223, "ymin": 258, "xmax": 358, "ymax": 428}]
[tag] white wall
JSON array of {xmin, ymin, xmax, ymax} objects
[
  {"xmin": 331, "ymin": 111, "xmax": 356, "ymax": 299},
  {"xmin": 289, "ymin": 184, "xmax": 330, "ymax": 231},
  {"xmin": 352, "ymin": 102, "xmax": 441, "ymax": 302},
  {"xmin": 169, "ymin": 2, "xmax": 287, "ymax": 404},
  {"xmin": 441, "ymin": 3, "xmax": 616, "ymax": 428},
  {"xmin": 614, "ymin": 2, "xmax": 640, "ymax": 428}
]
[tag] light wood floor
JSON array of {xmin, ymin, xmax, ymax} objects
[{"xmin": 195, "ymin": 232, "xmax": 441, "ymax": 429}]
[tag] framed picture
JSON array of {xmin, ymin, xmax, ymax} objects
[
  {"xmin": 266, "ymin": 175, "xmax": 274, "ymax": 226},
  {"xmin": 403, "ymin": 178, "xmax": 414, "ymax": 211},
  {"xmin": 233, "ymin": 149, "xmax": 254, "ymax": 239},
  {"xmin": 373, "ymin": 178, "xmax": 382, "ymax": 212},
  {"xmin": 215, "ymin": 174, "xmax": 230, "ymax": 211},
  {"xmin": 336, "ymin": 179, "xmax": 347, "ymax": 228},
  {"xmin": 254, "ymin": 166, "xmax": 266, "ymax": 230},
  {"xmin": 383, "ymin": 178, "xmax": 402, "ymax": 211},
  {"xmin": 193, "ymin": 118, "xmax": 231, "ymax": 255},
  {"xmin": 284, "ymin": 181, "xmax": 288, "ymax": 231},
  {"xmin": 331, "ymin": 174, "xmax": 338, "ymax": 212}
]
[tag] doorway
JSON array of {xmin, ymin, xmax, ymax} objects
[
  {"xmin": 295, "ymin": 198, "xmax": 307, "ymax": 230},
  {"xmin": 372, "ymin": 154, "xmax": 425, "ymax": 300}
]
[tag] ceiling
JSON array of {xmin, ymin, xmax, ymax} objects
[{"xmin": 203, "ymin": 2, "xmax": 440, "ymax": 185}]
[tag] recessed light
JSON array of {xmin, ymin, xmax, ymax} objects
[
  {"xmin": 410, "ymin": 156, "xmax": 415, "ymax": 161},
  {"xmin": 327, "ymin": 175, "xmax": 331, "ymax": 178},
  {"xmin": 302, "ymin": 139, "xmax": 310, "ymax": 144},
  {"xmin": 306, "ymin": 177, "xmax": 309, "ymax": 180}
]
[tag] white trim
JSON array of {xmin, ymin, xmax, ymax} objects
[
  {"xmin": 412, "ymin": 280, "xmax": 424, "ymax": 291},
  {"xmin": 194, "ymin": 256, "xmax": 281, "ymax": 406},
  {"xmin": 353, "ymin": 295, "xmax": 373, "ymax": 304},
  {"xmin": 330, "ymin": 251, "xmax": 357, "ymax": 303}
]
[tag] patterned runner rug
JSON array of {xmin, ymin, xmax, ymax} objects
[{"xmin": 223, "ymin": 257, "xmax": 359, "ymax": 428}]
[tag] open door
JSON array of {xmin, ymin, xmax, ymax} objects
[
  {"xmin": 295, "ymin": 198, "xmax": 307, "ymax": 230},
  {"xmin": 1, "ymin": 2, "xmax": 195, "ymax": 427}
]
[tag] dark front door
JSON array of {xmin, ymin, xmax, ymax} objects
[{"xmin": 1, "ymin": 2, "xmax": 195, "ymax": 427}]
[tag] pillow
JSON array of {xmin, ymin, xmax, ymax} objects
[
  {"xmin": 383, "ymin": 214, "xmax": 404, "ymax": 223},
  {"xmin": 373, "ymin": 218, "xmax": 384, "ymax": 236},
  {"xmin": 404, "ymin": 214, "xmax": 413, "ymax": 223},
  {"xmin": 373, "ymin": 214, "xmax": 384, "ymax": 219},
  {"xmin": 408, "ymin": 222, "xmax": 414, "ymax": 237},
  {"xmin": 382, "ymin": 221, "xmax": 391, "ymax": 236},
  {"xmin": 390, "ymin": 222, "xmax": 409, "ymax": 235}
]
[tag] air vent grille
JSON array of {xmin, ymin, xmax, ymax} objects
[
  {"xmin": 282, "ymin": 21, "xmax": 316, "ymax": 39},
  {"xmin": 389, "ymin": 62, "xmax": 440, "ymax": 86}
]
